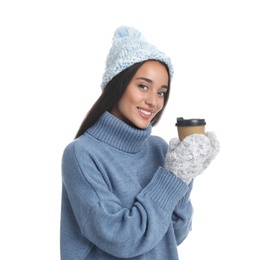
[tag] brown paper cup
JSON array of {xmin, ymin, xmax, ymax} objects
[{"xmin": 176, "ymin": 118, "xmax": 206, "ymax": 141}]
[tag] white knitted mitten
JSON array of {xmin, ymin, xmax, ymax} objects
[
  {"xmin": 164, "ymin": 133, "xmax": 219, "ymax": 184},
  {"xmin": 203, "ymin": 131, "xmax": 220, "ymax": 170}
]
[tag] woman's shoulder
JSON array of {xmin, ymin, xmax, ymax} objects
[
  {"xmin": 62, "ymin": 133, "xmax": 94, "ymax": 157},
  {"xmin": 148, "ymin": 135, "xmax": 168, "ymax": 151},
  {"xmin": 149, "ymin": 134, "xmax": 167, "ymax": 143}
]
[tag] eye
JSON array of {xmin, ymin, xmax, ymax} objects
[
  {"xmin": 158, "ymin": 91, "xmax": 167, "ymax": 97},
  {"xmin": 139, "ymin": 84, "xmax": 148, "ymax": 90}
]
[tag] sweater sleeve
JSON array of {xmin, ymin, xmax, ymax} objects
[
  {"xmin": 171, "ymin": 181, "xmax": 194, "ymax": 245},
  {"xmin": 62, "ymin": 143, "xmax": 189, "ymax": 258}
]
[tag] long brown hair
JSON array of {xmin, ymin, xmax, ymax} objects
[{"xmin": 75, "ymin": 60, "xmax": 171, "ymax": 139}]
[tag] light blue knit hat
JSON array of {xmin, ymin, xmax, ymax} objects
[{"xmin": 101, "ymin": 26, "xmax": 174, "ymax": 90}]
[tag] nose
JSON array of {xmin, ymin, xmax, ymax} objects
[{"xmin": 145, "ymin": 92, "xmax": 157, "ymax": 107}]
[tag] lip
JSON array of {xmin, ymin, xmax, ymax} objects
[{"xmin": 137, "ymin": 107, "xmax": 154, "ymax": 120}]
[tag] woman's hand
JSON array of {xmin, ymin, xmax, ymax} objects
[{"xmin": 164, "ymin": 132, "xmax": 220, "ymax": 184}]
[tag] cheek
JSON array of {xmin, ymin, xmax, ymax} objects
[
  {"xmin": 157, "ymin": 98, "xmax": 165, "ymax": 111},
  {"xmin": 118, "ymin": 94, "xmax": 137, "ymax": 113},
  {"xmin": 126, "ymin": 89, "xmax": 142, "ymax": 104}
]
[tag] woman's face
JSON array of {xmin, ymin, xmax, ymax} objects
[{"xmin": 111, "ymin": 60, "xmax": 169, "ymax": 129}]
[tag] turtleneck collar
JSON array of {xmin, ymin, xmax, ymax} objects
[{"xmin": 86, "ymin": 111, "xmax": 152, "ymax": 153}]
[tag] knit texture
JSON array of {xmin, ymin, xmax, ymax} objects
[
  {"xmin": 203, "ymin": 131, "xmax": 220, "ymax": 169},
  {"xmin": 101, "ymin": 26, "xmax": 174, "ymax": 89},
  {"xmin": 61, "ymin": 112, "xmax": 193, "ymax": 259},
  {"xmin": 164, "ymin": 133, "xmax": 220, "ymax": 184}
]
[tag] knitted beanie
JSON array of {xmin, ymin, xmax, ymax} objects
[{"xmin": 101, "ymin": 26, "xmax": 174, "ymax": 90}]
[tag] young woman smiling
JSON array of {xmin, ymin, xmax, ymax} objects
[
  {"xmin": 60, "ymin": 26, "xmax": 220, "ymax": 260},
  {"xmin": 110, "ymin": 60, "xmax": 168, "ymax": 129}
]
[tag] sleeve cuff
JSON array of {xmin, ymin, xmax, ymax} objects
[{"xmin": 140, "ymin": 167, "xmax": 189, "ymax": 212}]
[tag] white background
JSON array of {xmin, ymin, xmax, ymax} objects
[{"xmin": 1, "ymin": 0, "xmax": 271, "ymax": 259}]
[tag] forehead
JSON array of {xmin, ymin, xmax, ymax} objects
[{"xmin": 134, "ymin": 61, "xmax": 169, "ymax": 84}]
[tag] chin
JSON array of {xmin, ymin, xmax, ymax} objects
[
  {"xmin": 133, "ymin": 121, "xmax": 150, "ymax": 129},
  {"xmin": 128, "ymin": 115, "xmax": 153, "ymax": 129}
]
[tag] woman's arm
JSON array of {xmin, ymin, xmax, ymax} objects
[
  {"xmin": 171, "ymin": 181, "xmax": 194, "ymax": 245},
  {"xmin": 62, "ymin": 143, "xmax": 189, "ymax": 258}
]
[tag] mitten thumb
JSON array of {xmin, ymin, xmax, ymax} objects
[
  {"xmin": 205, "ymin": 131, "xmax": 220, "ymax": 160},
  {"xmin": 168, "ymin": 137, "xmax": 180, "ymax": 151}
]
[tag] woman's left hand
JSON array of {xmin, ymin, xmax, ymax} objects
[{"xmin": 203, "ymin": 131, "xmax": 220, "ymax": 170}]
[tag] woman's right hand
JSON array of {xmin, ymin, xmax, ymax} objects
[{"xmin": 164, "ymin": 132, "xmax": 220, "ymax": 184}]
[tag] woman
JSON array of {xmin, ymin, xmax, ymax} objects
[{"xmin": 61, "ymin": 26, "xmax": 219, "ymax": 259}]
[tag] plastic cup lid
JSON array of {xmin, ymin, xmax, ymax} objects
[{"xmin": 175, "ymin": 117, "xmax": 206, "ymax": 126}]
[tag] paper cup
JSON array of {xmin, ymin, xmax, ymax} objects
[{"xmin": 176, "ymin": 117, "xmax": 206, "ymax": 141}]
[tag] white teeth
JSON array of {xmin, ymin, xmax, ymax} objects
[{"xmin": 139, "ymin": 109, "xmax": 152, "ymax": 115}]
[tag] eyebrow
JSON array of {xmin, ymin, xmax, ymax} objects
[{"xmin": 136, "ymin": 77, "xmax": 169, "ymax": 89}]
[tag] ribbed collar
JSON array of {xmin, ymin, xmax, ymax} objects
[{"xmin": 86, "ymin": 111, "xmax": 152, "ymax": 153}]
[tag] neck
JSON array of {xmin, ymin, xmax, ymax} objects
[{"xmin": 86, "ymin": 112, "xmax": 152, "ymax": 153}]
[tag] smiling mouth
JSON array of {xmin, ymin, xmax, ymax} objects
[
  {"xmin": 137, "ymin": 108, "xmax": 155, "ymax": 120},
  {"xmin": 138, "ymin": 108, "xmax": 152, "ymax": 115}
]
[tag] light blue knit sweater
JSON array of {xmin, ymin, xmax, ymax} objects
[{"xmin": 61, "ymin": 112, "xmax": 193, "ymax": 259}]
